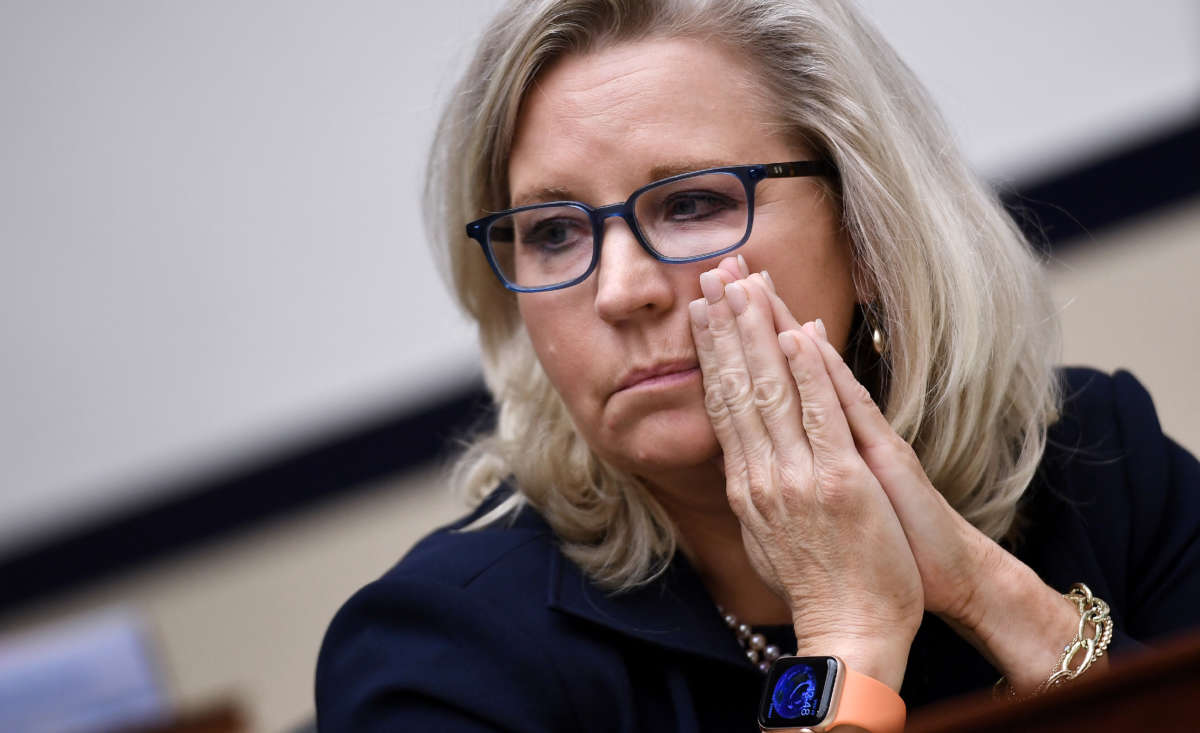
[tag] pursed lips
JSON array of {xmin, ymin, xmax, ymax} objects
[{"xmin": 614, "ymin": 360, "xmax": 701, "ymax": 394}]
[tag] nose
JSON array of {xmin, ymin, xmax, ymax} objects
[{"xmin": 592, "ymin": 214, "xmax": 676, "ymax": 323}]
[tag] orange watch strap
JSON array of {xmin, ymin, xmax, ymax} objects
[{"xmin": 826, "ymin": 664, "xmax": 906, "ymax": 733}]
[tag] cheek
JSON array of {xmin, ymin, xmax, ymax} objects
[
  {"xmin": 745, "ymin": 213, "xmax": 858, "ymax": 347},
  {"xmin": 518, "ymin": 296, "xmax": 599, "ymax": 407},
  {"xmin": 776, "ymin": 268, "xmax": 858, "ymax": 350}
]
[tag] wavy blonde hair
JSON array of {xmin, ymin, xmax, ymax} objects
[{"xmin": 425, "ymin": 0, "xmax": 1061, "ymax": 591}]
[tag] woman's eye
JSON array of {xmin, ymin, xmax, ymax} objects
[
  {"xmin": 663, "ymin": 192, "xmax": 734, "ymax": 221},
  {"xmin": 522, "ymin": 218, "xmax": 587, "ymax": 252}
]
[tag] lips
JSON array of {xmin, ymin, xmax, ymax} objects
[{"xmin": 615, "ymin": 360, "xmax": 700, "ymax": 393}]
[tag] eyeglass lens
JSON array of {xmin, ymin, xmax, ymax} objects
[{"xmin": 487, "ymin": 171, "xmax": 750, "ymax": 289}]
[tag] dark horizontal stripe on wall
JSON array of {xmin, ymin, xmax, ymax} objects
[
  {"xmin": 1, "ymin": 113, "xmax": 1197, "ymax": 615},
  {"xmin": 0, "ymin": 384, "xmax": 494, "ymax": 612},
  {"xmin": 1001, "ymin": 114, "xmax": 1199, "ymax": 253}
]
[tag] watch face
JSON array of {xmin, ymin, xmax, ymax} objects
[{"xmin": 758, "ymin": 656, "xmax": 839, "ymax": 729}]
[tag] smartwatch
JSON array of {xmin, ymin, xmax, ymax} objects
[{"xmin": 758, "ymin": 656, "xmax": 905, "ymax": 733}]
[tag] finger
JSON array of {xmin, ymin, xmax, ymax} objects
[
  {"xmin": 691, "ymin": 275, "xmax": 741, "ymax": 459},
  {"xmin": 727, "ymin": 274, "xmax": 811, "ymax": 460},
  {"xmin": 742, "ymin": 273, "xmax": 869, "ymax": 454},
  {"xmin": 807, "ymin": 323, "xmax": 896, "ymax": 454},
  {"xmin": 778, "ymin": 325, "xmax": 859, "ymax": 467},
  {"xmin": 805, "ymin": 324, "xmax": 943, "ymax": 517},
  {"xmin": 692, "ymin": 271, "xmax": 758, "ymax": 522},
  {"xmin": 702, "ymin": 274, "xmax": 776, "ymax": 471},
  {"xmin": 715, "ymin": 255, "xmax": 744, "ymax": 282},
  {"xmin": 806, "ymin": 321, "xmax": 975, "ymax": 611},
  {"xmin": 746, "ymin": 270, "xmax": 803, "ymax": 335}
]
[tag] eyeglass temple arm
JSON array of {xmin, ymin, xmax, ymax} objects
[{"xmin": 762, "ymin": 160, "xmax": 838, "ymax": 179}]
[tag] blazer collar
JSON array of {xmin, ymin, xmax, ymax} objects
[{"xmin": 545, "ymin": 543, "xmax": 755, "ymax": 670}]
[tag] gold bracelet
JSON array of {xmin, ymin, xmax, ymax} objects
[{"xmin": 993, "ymin": 582, "xmax": 1114, "ymax": 700}]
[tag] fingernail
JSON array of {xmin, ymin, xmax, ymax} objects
[
  {"xmin": 737, "ymin": 254, "xmax": 750, "ymax": 278},
  {"xmin": 726, "ymin": 282, "xmax": 748, "ymax": 315},
  {"xmin": 802, "ymin": 321, "xmax": 818, "ymax": 339},
  {"xmin": 815, "ymin": 318, "xmax": 827, "ymax": 342},
  {"xmin": 700, "ymin": 271, "xmax": 724, "ymax": 304},
  {"xmin": 778, "ymin": 331, "xmax": 800, "ymax": 357},
  {"xmin": 762, "ymin": 270, "xmax": 776, "ymax": 294},
  {"xmin": 689, "ymin": 298, "xmax": 709, "ymax": 328}
]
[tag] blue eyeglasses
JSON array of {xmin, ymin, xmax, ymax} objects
[{"xmin": 466, "ymin": 160, "xmax": 837, "ymax": 293}]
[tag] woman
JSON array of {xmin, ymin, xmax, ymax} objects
[{"xmin": 316, "ymin": 1, "xmax": 1200, "ymax": 730}]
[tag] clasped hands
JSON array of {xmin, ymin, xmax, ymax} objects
[{"xmin": 687, "ymin": 256, "xmax": 1066, "ymax": 693}]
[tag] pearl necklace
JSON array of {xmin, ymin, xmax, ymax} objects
[{"xmin": 718, "ymin": 606, "xmax": 783, "ymax": 674}]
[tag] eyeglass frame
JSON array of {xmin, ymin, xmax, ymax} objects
[{"xmin": 465, "ymin": 160, "xmax": 838, "ymax": 293}]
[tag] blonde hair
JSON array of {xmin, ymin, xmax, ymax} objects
[{"xmin": 425, "ymin": 0, "xmax": 1061, "ymax": 591}]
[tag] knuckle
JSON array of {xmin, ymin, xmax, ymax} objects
[
  {"xmin": 789, "ymin": 355, "xmax": 818, "ymax": 388},
  {"xmin": 703, "ymin": 384, "xmax": 729, "ymax": 419},
  {"xmin": 785, "ymin": 335, "xmax": 819, "ymax": 374},
  {"xmin": 724, "ymin": 483, "xmax": 749, "ymax": 515},
  {"xmin": 775, "ymin": 458, "xmax": 810, "ymax": 490},
  {"xmin": 815, "ymin": 476, "xmax": 864, "ymax": 515},
  {"xmin": 706, "ymin": 306, "xmax": 737, "ymax": 333},
  {"xmin": 818, "ymin": 457, "xmax": 858, "ymax": 486},
  {"xmin": 848, "ymin": 380, "xmax": 875, "ymax": 409},
  {"xmin": 811, "ymin": 456, "xmax": 874, "ymax": 506},
  {"xmin": 752, "ymin": 377, "xmax": 793, "ymax": 418},
  {"xmin": 718, "ymin": 370, "xmax": 753, "ymax": 407},
  {"xmin": 801, "ymin": 401, "xmax": 831, "ymax": 435},
  {"xmin": 746, "ymin": 479, "xmax": 772, "ymax": 509}
]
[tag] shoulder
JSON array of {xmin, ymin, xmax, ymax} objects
[
  {"xmin": 1040, "ymin": 367, "xmax": 1190, "ymax": 514},
  {"xmin": 1049, "ymin": 366, "xmax": 1165, "ymax": 461},
  {"xmin": 391, "ymin": 489, "xmax": 556, "ymax": 591},
  {"xmin": 315, "ymin": 487, "xmax": 583, "ymax": 732},
  {"xmin": 1024, "ymin": 367, "xmax": 1200, "ymax": 642}
]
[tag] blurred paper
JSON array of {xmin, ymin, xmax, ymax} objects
[{"xmin": 0, "ymin": 609, "xmax": 170, "ymax": 733}]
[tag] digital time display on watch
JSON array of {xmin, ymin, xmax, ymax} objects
[{"xmin": 758, "ymin": 656, "xmax": 839, "ymax": 729}]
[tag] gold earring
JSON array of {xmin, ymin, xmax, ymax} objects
[{"xmin": 863, "ymin": 307, "xmax": 886, "ymax": 356}]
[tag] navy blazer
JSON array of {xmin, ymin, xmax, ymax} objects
[{"xmin": 316, "ymin": 368, "xmax": 1200, "ymax": 732}]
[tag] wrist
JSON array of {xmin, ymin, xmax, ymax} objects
[
  {"xmin": 993, "ymin": 590, "xmax": 1082, "ymax": 694},
  {"xmin": 792, "ymin": 632, "xmax": 911, "ymax": 692},
  {"xmin": 938, "ymin": 533, "xmax": 1029, "ymax": 644},
  {"xmin": 992, "ymin": 583, "xmax": 1116, "ymax": 699},
  {"xmin": 940, "ymin": 551, "xmax": 1083, "ymax": 694}
]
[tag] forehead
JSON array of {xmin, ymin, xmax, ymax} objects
[{"xmin": 507, "ymin": 37, "xmax": 793, "ymax": 205}]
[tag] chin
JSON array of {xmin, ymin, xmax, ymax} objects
[{"xmin": 599, "ymin": 410, "xmax": 720, "ymax": 476}]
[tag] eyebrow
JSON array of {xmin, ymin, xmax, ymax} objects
[
  {"xmin": 510, "ymin": 159, "xmax": 738, "ymax": 210},
  {"xmin": 647, "ymin": 159, "xmax": 733, "ymax": 182},
  {"xmin": 510, "ymin": 185, "xmax": 574, "ymax": 209}
]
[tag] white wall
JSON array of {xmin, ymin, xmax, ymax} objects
[
  {"xmin": 2, "ymin": 0, "xmax": 1197, "ymax": 555},
  {"xmin": 0, "ymin": 0, "xmax": 506, "ymax": 553},
  {"xmin": 859, "ymin": 0, "xmax": 1199, "ymax": 182}
]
